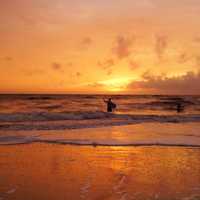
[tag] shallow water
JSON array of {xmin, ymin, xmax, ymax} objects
[
  {"xmin": 1, "ymin": 123, "xmax": 200, "ymax": 147},
  {"xmin": 0, "ymin": 144, "xmax": 200, "ymax": 200}
]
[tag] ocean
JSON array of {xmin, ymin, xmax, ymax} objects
[{"xmin": 0, "ymin": 94, "xmax": 200, "ymax": 146}]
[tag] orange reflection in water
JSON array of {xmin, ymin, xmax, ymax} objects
[{"xmin": 0, "ymin": 144, "xmax": 200, "ymax": 200}]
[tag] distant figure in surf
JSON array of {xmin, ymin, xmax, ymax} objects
[
  {"xmin": 176, "ymin": 102, "xmax": 184, "ymax": 113},
  {"xmin": 103, "ymin": 98, "xmax": 116, "ymax": 112}
]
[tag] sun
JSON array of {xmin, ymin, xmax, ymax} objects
[{"xmin": 99, "ymin": 77, "xmax": 134, "ymax": 92}]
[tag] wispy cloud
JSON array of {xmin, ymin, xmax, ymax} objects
[
  {"xmin": 178, "ymin": 52, "xmax": 190, "ymax": 64},
  {"xmin": 2, "ymin": 56, "xmax": 13, "ymax": 61},
  {"xmin": 51, "ymin": 62, "xmax": 64, "ymax": 72},
  {"xmin": 76, "ymin": 72, "xmax": 82, "ymax": 77},
  {"xmin": 155, "ymin": 34, "xmax": 168, "ymax": 60},
  {"xmin": 107, "ymin": 69, "xmax": 113, "ymax": 76},
  {"xmin": 194, "ymin": 36, "xmax": 200, "ymax": 43},
  {"xmin": 80, "ymin": 37, "xmax": 93, "ymax": 50},
  {"xmin": 87, "ymin": 82, "xmax": 104, "ymax": 89},
  {"xmin": 98, "ymin": 58, "xmax": 115, "ymax": 69},
  {"xmin": 98, "ymin": 58, "xmax": 115, "ymax": 75},
  {"xmin": 129, "ymin": 60, "xmax": 140, "ymax": 70},
  {"xmin": 67, "ymin": 62, "xmax": 73, "ymax": 67},
  {"xmin": 195, "ymin": 55, "xmax": 200, "ymax": 67},
  {"xmin": 24, "ymin": 68, "xmax": 45, "ymax": 76},
  {"xmin": 112, "ymin": 35, "xmax": 134, "ymax": 59}
]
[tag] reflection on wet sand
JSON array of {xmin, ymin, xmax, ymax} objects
[{"xmin": 0, "ymin": 144, "xmax": 200, "ymax": 200}]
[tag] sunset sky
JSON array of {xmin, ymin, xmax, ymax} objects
[{"xmin": 1, "ymin": 0, "xmax": 200, "ymax": 94}]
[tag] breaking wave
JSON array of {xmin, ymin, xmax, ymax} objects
[
  {"xmin": 1, "ymin": 111, "xmax": 200, "ymax": 131},
  {"xmin": 0, "ymin": 111, "xmax": 200, "ymax": 122},
  {"xmin": 0, "ymin": 111, "xmax": 114, "ymax": 122}
]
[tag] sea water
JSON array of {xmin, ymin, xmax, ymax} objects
[{"xmin": 0, "ymin": 94, "xmax": 200, "ymax": 146}]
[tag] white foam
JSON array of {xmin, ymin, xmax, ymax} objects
[
  {"xmin": 1, "ymin": 112, "xmax": 200, "ymax": 131},
  {"xmin": 6, "ymin": 188, "xmax": 17, "ymax": 194},
  {"xmin": 0, "ymin": 111, "xmax": 113, "ymax": 122},
  {"xmin": 1, "ymin": 123, "xmax": 200, "ymax": 147},
  {"xmin": 80, "ymin": 181, "xmax": 91, "ymax": 199},
  {"xmin": 182, "ymin": 194, "xmax": 200, "ymax": 200}
]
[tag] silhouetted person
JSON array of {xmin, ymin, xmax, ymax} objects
[
  {"xmin": 103, "ymin": 98, "xmax": 116, "ymax": 112},
  {"xmin": 177, "ymin": 102, "xmax": 184, "ymax": 113}
]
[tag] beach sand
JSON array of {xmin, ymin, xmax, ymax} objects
[{"xmin": 0, "ymin": 143, "xmax": 200, "ymax": 200}]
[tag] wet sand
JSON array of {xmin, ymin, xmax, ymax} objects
[{"xmin": 0, "ymin": 144, "xmax": 200, "ymax": 200}]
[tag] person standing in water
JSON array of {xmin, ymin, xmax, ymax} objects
[
  {"xmin": 103, "ymin": 98, "xmax": 116, "ymax": 112},
  {"xmin": 176, "ymin": 101, "xmax": 184, "ymax": 113}
]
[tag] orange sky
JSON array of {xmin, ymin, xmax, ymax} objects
[{"xmin": 1, "ymin": 0, "xmax": 200, "ymax": 94}]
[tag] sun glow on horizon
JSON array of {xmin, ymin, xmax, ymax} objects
[{"xmin": 98, "ymin": 77, "xmax": 135, "ymax": 92}]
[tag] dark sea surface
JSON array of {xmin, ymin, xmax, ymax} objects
[{"xmin": 0, "ymin": 94, "xmax": 200, "ymax": 119}]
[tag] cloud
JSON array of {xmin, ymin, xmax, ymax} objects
[
  {"xmin": 128, "ymin": 71, "xmax": 200, "ymax": 94},
  {"xmin": 177, "ymin": 50, "xmax": 200, "ymax": 67},
  {"xmin": 112, "ymin": 35, "xmax": 134, "ymax": 59},
  {"xmin": 67, "ymin": 62, "xmax": 73, "ymax": 67},
  {"xmin": 24, "ymin": 68, "xmax": 45, "ymax": 76},
  {"xmin": 81, "ymin": 37, "xmax": 93, "ymax": 48},
  {"xmin": 76, "ymin": 72, "xmax": 81, "ymax": 77},
  {"xmin": 98, "ymin": 58, "xmax": 115, "ymax": 76},
  {"xmin": 87, "ymin": 82, "xmax": 104, "ymax": 89},
  {"xmin": 155, "ymin": 34, "xmax": 168, "ymax": 60},
  {"xmin": 194, "ymin": 36, "xmax": 200, "ymax": 43},
  {"xmin": 107, "ymin": 69, "xmax": 113, "ymax": 76},
  {"xmin": 178, "ymin": 52, "xmax": 190, "ymax": 64},
  {"xmin": 194, "ymin": 55, "xmax": 200, "ymax": 68},
  {"xmin": 51, "ymin": 62, "xmax": 63, "ymax": 71},
  {"xmin": 98, "ymin": 58, "xmax": 115, "ymax": 69},
  {"xmin": 129, "ymin": 60, "xmax": 140, "ymax": 70},
  {"xmin": 1, "ymin": 56, "xmax": 13, "ymax": 61}
]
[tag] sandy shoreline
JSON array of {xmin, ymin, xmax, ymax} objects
[{"xmin": 0, "ymin": 143, "xmax": 200, "ymax": 200}]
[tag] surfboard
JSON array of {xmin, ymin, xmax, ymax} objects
[{"xmin": 111, "ymin": 102, "xmax": 117, "ymax": 109}]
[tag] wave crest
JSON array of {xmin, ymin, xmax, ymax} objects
[
  {"xmin": 0, "ymin": 111, "xmax": 114, "ymax": 122},
  {"xmin": 1, "ymin": 111, "xmax": 200, "ymax": 122},
  {"xmin": 1, "ymin": 111, "xmax": 200, "ymax": 131}
]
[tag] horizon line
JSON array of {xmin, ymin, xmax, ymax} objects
[{"xmin": 0, "ymin": 93, "xmax": 200, "ymax": 96}]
